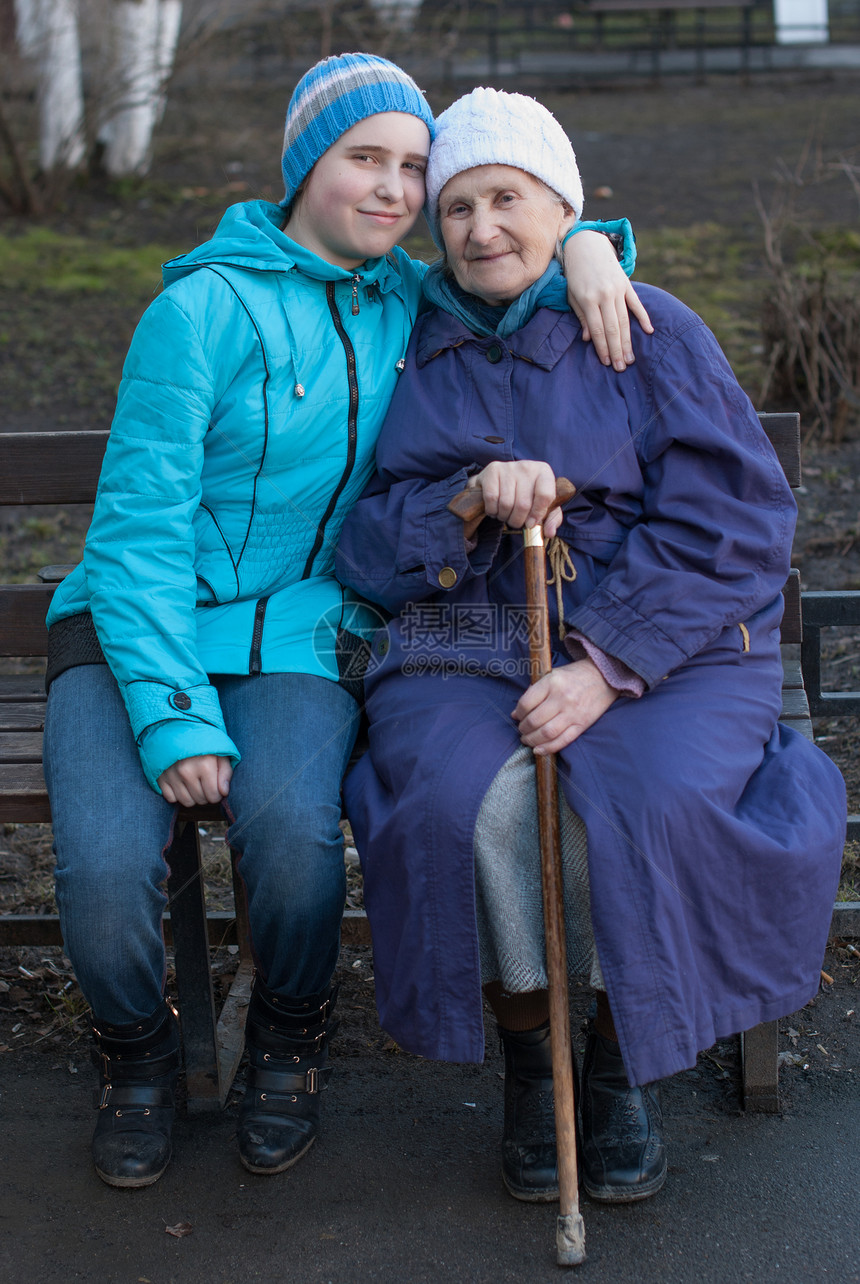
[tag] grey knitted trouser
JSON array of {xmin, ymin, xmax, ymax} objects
[{"xmin": 474, "ymin": 744, "xmax": 605, "ymax": 993}]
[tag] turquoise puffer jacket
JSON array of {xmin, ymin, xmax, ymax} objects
[{"xmin": 47, "ymin": 201, "xmax": 426, "ymax": 790}]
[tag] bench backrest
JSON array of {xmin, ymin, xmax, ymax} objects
[{"xmin": 0, "ymin": 413, "xmax": 802, "ymax": 658}]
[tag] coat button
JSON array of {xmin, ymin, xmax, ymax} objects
[
  {"xmin": 376, "ymin": 636, "xmax": 390, "ymax": 657},
  {"xmin": 486, "ymin": 343, "xmax": 502, "ymax": 364},
  {"xmin": 171, "ymin": 692, "xmax": 192, "ymax": 711},
  {"xmin": 438, "ymin": 567, "xmax": 458, "ymax": 589}
]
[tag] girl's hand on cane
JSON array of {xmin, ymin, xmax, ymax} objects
[
  {"xmin": 513, "ymin": 658, "xmax": 618, "ymax": 755},
  {"xmin": 464, "ymin": 461, "xmax": 564, "ymax": 540},
  {"xmin": 158, "ymin": 755, "xmax": 233, "ymax": 807}
]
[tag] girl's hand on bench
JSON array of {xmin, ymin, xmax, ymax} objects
[{"xmin": 158, "ymin": 755, "xmax": 233, "ymax": 807}]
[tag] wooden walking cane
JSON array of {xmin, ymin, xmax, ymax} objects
[{"xmin": 448, "ymin": 476, "xmax": 586, "ymax": 1267}]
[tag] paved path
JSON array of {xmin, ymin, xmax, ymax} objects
[{"xmin": 1, "ymin": 948, "xmax": 857, "ymax": 1283}]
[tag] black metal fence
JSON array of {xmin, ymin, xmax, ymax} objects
[{"xmin": 236, "ymin": 0, "xmax": 860, "ymax": 81}]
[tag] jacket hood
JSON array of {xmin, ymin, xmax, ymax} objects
[{"xmin": 162, "ymin": 200, "xmax": 408, "ymax": 294}]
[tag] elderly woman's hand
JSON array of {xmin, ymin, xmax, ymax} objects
[
  {"xmin": 562, "ymin": 230, "xmax": 654, "ymax": 372},
  {"xmin": 512, "ymin": 657, "xmax": 618, "ymax": 755},
  {"xmin": 466, "ymin": 460, "xmax": 565, "ymax": 538}
]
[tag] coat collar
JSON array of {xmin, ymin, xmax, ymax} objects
[{"xmin": 414, "ymin": 305, "xmax": 580, "ymax": 371}]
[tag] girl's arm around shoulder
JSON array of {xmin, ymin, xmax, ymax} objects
[
  {"xmin": 335, "ymin": 466, "xmax": 503, "ymax": 615},
  {"xmin": 562, "ymin": 219, "xmax": 653, "ymax": 370}
]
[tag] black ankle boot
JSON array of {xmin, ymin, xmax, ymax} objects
[
  {"xmin": 499, "ymin": 1022, "xmax": 574, "ymax": 1203},
  {"xmin": 90, "ymin": 1001, "xmax": 180, "ymax": 1189},
  {"xmin": 580, "ymin": 1027, "xmax": 666, "ymax": 1203},
  {"xmin": 237, "ymin": 978, "xmax": 337, "ymax": 1175}
]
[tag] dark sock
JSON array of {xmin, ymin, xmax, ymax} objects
[{"xmin": 484, "ymin": 982, "xmax": 550, "ymax": 1032}]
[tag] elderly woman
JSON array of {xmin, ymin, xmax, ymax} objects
[{"xmin": 335, "ymin": 89, "xmax": 846, "ymax": 1206}]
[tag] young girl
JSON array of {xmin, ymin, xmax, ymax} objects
[{"xmin": 43, "ymin": 52, "xmax": 645, "ymax": 1189}]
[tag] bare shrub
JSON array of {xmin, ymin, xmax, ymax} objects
[{"xmin": 757, "ymin": 145, "xmax": 860, "ymax": 441}]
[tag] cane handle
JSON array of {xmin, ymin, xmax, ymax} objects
[{"xmin": 447, "ymin": 476, "xmax": 575, "ymax": 524}]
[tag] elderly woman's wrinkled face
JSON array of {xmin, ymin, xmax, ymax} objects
[{"xmin": 438, "ymin": 164, "xmax": 573, "ymax": 305}]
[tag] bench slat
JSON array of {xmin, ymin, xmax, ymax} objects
[
  {"xmin": 0, "ymin": 570, "xmax": 808, "ymax": 657},
  {"xmin": 781, "ymin": 569, "xmax": 802, "ymax": 645},
  {"xmin": 779, "ymin": 687, "xmax": 814, "ymax": 739},
  {"xmin": 0, "ymin": 731, "xmax": 42, "ymax": 763},
  {"xmin": 0, "ymin": 762, "xmax": 225, "ymax": 825},
  {"xmin": 782, "ymin": 660, "xmax": 805, "ymax": 691},
  {"xmin": 0, "ymin": 762, "xmax": 51, "ymax": 822},
  {"xmin": 0, "ymin": 910, "xmax": 372, "ymax": 949},
  {"xmin": 0, "ymin": 702, "xmax": 45, "ymax": 731},
  {"xmin": 0, "ymin": 432, "xmax": 108, "ymax": 506},
  {"xmin": 0, "ymin": 675, "xmax": 45, "ymax": 702},
  {"xmin": 758, "ymin": 412, "xmax": 801, "ymax": 489}
]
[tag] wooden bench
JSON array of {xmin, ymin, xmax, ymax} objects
[{"xmin": 0, "ymin": 416, "xmax": 840, "ymax": 1113}]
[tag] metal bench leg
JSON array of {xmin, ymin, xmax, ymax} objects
[
  {"xmin": 741, "ymin": 1020, "xmax": 780, "ymax": 1112},
  {"xmin": 167, "ymin": 819, "xmax": 223, "ymax": 1113},
  {"xmin": 214, "ymin": 851, "xmax": 254, "ymax": 1102}
]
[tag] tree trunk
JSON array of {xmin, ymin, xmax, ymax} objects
[
  {"xmin": 154, "ymin": 0, "xmax": 182, "ymax": 126},
  {"xmin": 100, "ymin": 0, "xmax": 182, "ymax": 177},
  {"xmin": 14, "ymin": 0, "xmax": 86, "ymax": 170}
]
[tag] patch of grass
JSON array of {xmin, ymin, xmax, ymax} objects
[
  {"xmin": 635, "ymin": 222, "xmax": 765, "ymax": 392},
  {"xmin": 0, "ymin": 227, "xmax": 182, "ymax": 295}
]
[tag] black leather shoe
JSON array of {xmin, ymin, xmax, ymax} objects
[
  {"xmin": 580, "ymin": 1027, "xmax": 666, "ymax": 1203},
  {"xmin": 498, "ymin": 1022, "xmax": 572, "ymax": 1202},
  {"xmin": 237, "ymin": 979, "xmax": 337, "ymax": 1175},
  {"xmin": 90, "ymin": 1001, "xmax": 180, "ymax": 1189}
]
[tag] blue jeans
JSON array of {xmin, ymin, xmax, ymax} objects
[{"xmin": 44, "ymin": 665, "xmax": 359, "ymax": 1024}]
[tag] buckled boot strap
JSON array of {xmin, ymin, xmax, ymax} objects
[
  {"xmin": 91, "ymin": 1001, "xmax": 177, "ymax": 1052},
  {"xmin": 93, "ymin": 1082, "xmax": 176, "ymax": 1110},
  {"xmin": 246, "ymin": 1064, "xmax": 332, "ymax": 1098},
  {"xmin": 247, "ymin": 1022, "xmax": 336, "ymax": 1058},
  {"xmin": 91, "ymin": 1045, "xmax": 180, "ymax": 1080},
  {"xmin": 249, "ymin": 978, "xmax": 339, "ymax": 1030}
]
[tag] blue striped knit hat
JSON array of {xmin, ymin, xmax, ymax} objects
[{"xmin": 281, "ymin": 52, "xmax": 435, "ymax": 205}]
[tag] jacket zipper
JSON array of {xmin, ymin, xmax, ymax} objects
[
  {"xmin": 300, "ymin": 280, "xmax": 360, "ymax": 579},
  {"xmin": 249, "ymin": 596, "xmax": 269, "ymax": 674}
]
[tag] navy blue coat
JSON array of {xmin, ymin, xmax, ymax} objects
[{"xmin": 336, "ymin": 285, "xmax": 846, "ymax": 1086}]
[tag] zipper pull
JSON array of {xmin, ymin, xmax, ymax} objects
[{"xmin": 351, "ymin": 273, "xmax": 362, "ymax": 316}]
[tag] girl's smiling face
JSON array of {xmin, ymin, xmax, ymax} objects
[{"xmin": 285, "ymin": 112, "xmax": 431, "ymax": 269}]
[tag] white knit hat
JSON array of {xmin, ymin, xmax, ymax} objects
[{"xmin": 425, "ymin": 87, "xmax": 584, "ymax": 247}]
